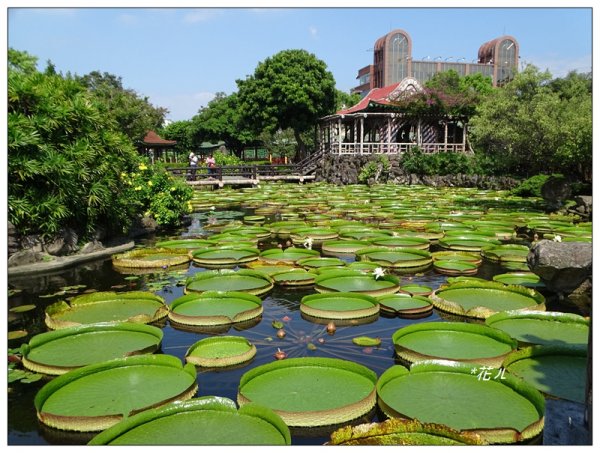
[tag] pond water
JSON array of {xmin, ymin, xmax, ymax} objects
[{"xmin": 7, "ymin": 192, "xmax": 588, "ymax": 446}]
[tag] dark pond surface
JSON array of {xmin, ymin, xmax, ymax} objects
[{"xmin": 7, "ymin": 210, "xmax": 587, "ymax": 446}]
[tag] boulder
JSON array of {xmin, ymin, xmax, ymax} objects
[
  {"xmin": 7, "ymin": 250, "xmax": 51, "ymax": 268},
  {"xmin": 527, "ymin": 240, "xmax": 592, "ymax": 295},
  {"xmin": 44, "ymin": 228, "xmax": 79, "ymax": 256},
  {"xmin": 7, "ymin": 221, "xmax": 20, "ymax": 256},
  {"xmin": 541, "ymin": 175, "xmax": 572, "ymax": 211},
  {"xmin": 78, "ymin": 240, "xmax": 105, "ymax": 255}
]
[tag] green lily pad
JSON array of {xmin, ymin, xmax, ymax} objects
[
  {"xmin": 169, "ymin": 291, "xmax": 263, "ymax": 326},
  {"xmin": 185, "ymin": 269, "xmax": 273, "ymax": 296},
  {"xmin": 392, "ymin": 322, "xmax": 517, "ymax": 367},
  {"xmin": 315, "ymin": 270, "xmax": 400, "ymax": 296},
  {"xmin": 485, "ymin": 310, "xmax": 589, "ymax": 347},
  {"xmin": 88, "ymin": 397, "xmax": 290, "ymax": 445},
  {"xmin": 438, "ymin": 237, "xmax": 502, "ymax": 252},
  {"xmin": 398, "ymin": 284, "xmax": 433, "ymax": 296},
  {"xmin": 482, "ymin": 244, "xmax": 530, "ymax": 263},
  {"xmin": 356, "ymin": 247, "xmax": 432, "ymax": 270},
  {"xmin": 352, "ymin": 336, "xmax": 382, "ymax": 347},
  {"xmin": 190, "ymin": 246, "xmax": 260, "ymax": 266},
  {"xmin": 371, "ymin": 236, "xmax": 430, "ymax": 250},
  {"xmin": 112, "ymin": 247, "xmax": 191, "ymax": 269},
  {"xmin": 9, "ymin": 304, "xmax": 37, "ymax": 313},
  {"xmin": 35, "ymin": 354, "xmax": 198, "ymax": 432},
  {"xmin": 238, "ymin": 357, "xmax": 377, "ymax": 427},
  {"xmin": 321, "ymin": 239, "xmax": 371, "ymax": 255},
  {"xmin": 430, "ymin": 280, "xmax": 545, "ymax": 319},
  {"xmin": 301, "ymin": 292, "xmax": 380, "ymax": 320},
  {"xmin": 377, "ymin": 361, "xmax": 545, "ymax": 444},
  {"xmin": 259, "ymin": 247, "xmax": 320, "ymax": 264},
  {"xmin": 44, "ymin": 291, "xmax": 168, "ymax": 330},
  {"xmin": 431, "ymin": 250, "xmax": 482, "ymax": 264},
  {"xmin": 502, "ymin": 345, "xmax": 588, "ymax": 403},
  {"xmin": 296, "ymin": 256, "xmax": 346, "ymax": 270},
  {"xmin": 329, "ymin": 418, "xmax": 487, "ymax": 445},
  {"xmin": 492, "ymin": 272, "xmax": 545, "ymax": 288},
  {"xmin": 433, "ymin": 260, "xmax": 479, "ymax": 276},
  {"xmin": 377, "ymin": 294, "xmax": 433, "ymax": 317},
  {"xmin": 271, "ymin": 269, "xmax": 318, "ymax": 287},
  {"xmin": 155, "ymin": 239, "xmax": 216, "ymax": 249},
  {"xmin": 21, "ymin": 322, "xmax": 163, "ymax": 375},
  {"xmin": 8, "ymin": 330, "xmax": 28, "ymax": 340},
  {"xmin": 185, "ymin": 336, "xmax": 256, "ymax": 368}
]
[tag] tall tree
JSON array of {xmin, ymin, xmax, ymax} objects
[
  {"xmin": 236, "ymin": 49, "xmax": 336, "ymax": 160},
  {"xmin": 160, "ymin": 120, "xmax": 194, "ymax": 155},
  {"xmin": 77, "ymin": 70, "xmax": 168, "ymax": 142},
  {"xmin": 335, "ymin": 89, "xmax": 361, "ymax": 112}
]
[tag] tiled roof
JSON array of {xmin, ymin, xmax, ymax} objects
[
  {"xmin": 142, "ymin": 130, "xmax": 177, "ymax": 145},
  {"xmin": 337, "ymin": 82, "xmax": 403, "ymax": 115}
]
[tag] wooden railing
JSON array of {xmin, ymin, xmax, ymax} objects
[
  {"xmin": 165, "ymin": 164, "xmax": 303, "ymax": 181},
  {"xmin": 324, "ymin": 142, "xmax": 466, "ymax": 155}
]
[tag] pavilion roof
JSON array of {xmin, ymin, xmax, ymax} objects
[
  {"xmin": 142, "ymin": 130, "xmax": 177, "ymax": 146},
  {"xmin": 337, "ymin": 82, "xmax": 404, "ymax": 115}
]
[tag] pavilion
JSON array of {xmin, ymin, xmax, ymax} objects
[
  {"xmin": 318, "ymin": 77, "xmax": 469, "ymax": 156},
  {"xmin": 140, "ymin": 130, "xmax": 178, "ymax": 164}
]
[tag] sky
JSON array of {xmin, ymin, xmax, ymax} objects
[{"xmin": 5, "ymin": 3, "xmax": 595, "ymax": 123}]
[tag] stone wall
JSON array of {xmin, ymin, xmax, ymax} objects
[{"xmin": 315, "ymin": 155, "xmax": 519, "ymax": 190}]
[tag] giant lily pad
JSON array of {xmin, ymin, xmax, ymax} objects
[
  {"xmin": 155, "ymin": 239, "xmax": 215, "ymax": 249},
  {"xmin": 315, "ymin": 269, "xmax": 400, "ymax": 296},
  {"xmin": 492, "ymin": 272, "xmax": 545, "ymax": 289},
  {"xmin": 300, "ymin": 292, "xmax": 380, "ymax": 320},
  {"xmin": 112, "ymin": 248, "xmax": 191, "ymax": 269},
  {"xmin": 169, "ymin": 291, "xmax": 263, "ymax": 326},
  {"xmin": 88, "ymin": 397, "xmax": 290, "ymax": 445},
  {"xmin": 433, "ymin": 260, "xmax": 479, "ymax": 276},
  {"xmin": 392, "ymin": 322, "xmax": 517, "ymax": 367},
  {"xmin": 356, "ymin": 247, "xmax": 432, "ymax": 270},
  {"xmin": 259, "ymin": 247, "xmax": 320, "ymax": 264},
  {"xmin": 431, "ymin": 250, "xmax": 482, "ymax": 264},
  {"xmin": 482, "ymin": 244, "xmax": 530, "ymax": 263},
  {"xmin": 377, "ymin": 294, "xmax": 433, "ymax": 317},
  {"xmin": 438, "ymin": 237, "xmax": 502, "ymax": 252},
  {"xmin": 297, "ymin": 256, "xmax": 346, "ymax": 270},
  {"xmin": 185, "ymin": 336, "xmax": 256, "ymax": 368},
  {"xmin": 376, "ymin": 361, "xmax": 545, "ymax": 444},
  {"xmin": 430, "ymin": 280, "xmax": 545, "ymax": 319},
  {"xmin": 329, "ymin": 418, "xmax": 487, "ymax": 445},
  {"xmin": 21, "ymin": 323, "xmax": 163, "ymax": 375},
  {"xmin": 502, "ymin": 345, "xmax": 588, "ymax": 403},
  {"xmin": 371, "ymin": 236, "xmax": 430, "ymax": 250},
  {"xmin": 290, "ymin": 227, "xmax": 339, "ymax": 245},
  {"xmin": 485, "ymin": 310, "xmax": 589, "ymax": 347},
  {"xmin": 321, "ymin": 239, "xmax": 371, "ymax": 255},
  {"xmin": 185, "ymin": 269, "xmax": 273, "ymax": 296},
  {"xmin": 271, "ymin": 269, "xmax": 318, "ymax": 287},
  {"xmin": 190, "ymin": 246, "xmax": 260, "ymax": 266},
  {"xmin": 45, "ymin": 291, "xmax": 168, "ymax": 330},
  {"xmin": 35, "ymin": 354, "xmax": 197, "ymax": 432},
  {"xmin": 238, "ymin": 357, "xmax": 377, "ymax": 427}
]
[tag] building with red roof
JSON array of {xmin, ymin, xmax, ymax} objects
[{"xmin": 140, "ymin": 130, "xmax": 178, "ymax": 163}]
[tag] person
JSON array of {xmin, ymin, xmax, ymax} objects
[
  {"xmin": 206, "ymin": 153, "xmax": 216, "ymax": 176},
  {"xmin": 188, "ymin": 152, "xmax": 199, "ymax": 180}
]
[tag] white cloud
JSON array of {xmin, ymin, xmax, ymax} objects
[
  {"xmin": 149, "ymin": 92, "xmax": 216, "ymax": 122},
  {"xmin": 182, "ymin": 9, "xmax": 222, "ymax": 24},
  {"xmin": 309, "ymin": 26, "xmax": 318, "ymax": 39},
  {"xmin": 523, "ymin": 53, "xmax": 592, "ymax": 78}
]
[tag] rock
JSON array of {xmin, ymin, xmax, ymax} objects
[
  {"xmin": 128, "ymin": 215, "xmax": 158, "ymax": 238},
  {"xmin": 78, "ymin": 240, "xmax": 105, "ymax": 254},
  {"xmin": 7, "ymin": 250, "xmax": 51, "ymax": 268},
  {"xmin": 44, "ymin": 228, "xmax": 79, "ymax": 256},
  {"xmin": 527, "ymin": 240, "xmax": 592, "ymax": 295},
  {"xmin": 7, "ymin": 222, "xmax": 20, "ymax": 256},
  {"xmin": 20, "ymin": 235, "xmax": 44, "ymax": 253},
  {"xmin": 541, "ymin": 175, "xmax": 572, "ymax": 211}
]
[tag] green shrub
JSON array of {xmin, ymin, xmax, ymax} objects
[
  {"xmin": 358, "ymin": 155, "xmax": 390, "ymax": 183},
  {"xmin": 510, "ymin": 174, "xmax": 563, "ymax": 197}
]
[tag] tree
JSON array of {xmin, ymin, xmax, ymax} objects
[
  {"xmin": 469, "ymin": 65, "xmax": 591, "ymax": 181},
  {"xmin": 160, "ymin": 120, "xmax": 194, "ymax": 156},
  {"xmin": 8, "ymin": 48, "xmax": 38, "ymax": 74},
  {"xmin": 236, "ymin": 49, "xmax": 336, "ymax": 160},
  {"xmin": 188, "ymin": 92, "xmax": 255, "ymax": 156},
  {"xmin": 335, "ymin": 89, "xmax": 361, "ymax": 112},
  {"xmin": 77, "ymin": 70, "xmax": 168, "ymax": 142}
]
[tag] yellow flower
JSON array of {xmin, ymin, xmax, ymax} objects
[
  {"xmin": 170, "ymin": 186, "xmax": 176, "ymax": 192},
  {"xmin": 148, "ymin": 181, "xmax": 153, "ymax": 187},
  {"xmin": 139, "ymin": 164, "xmax": 148, "ymax": 171},
  {"xmin": 120, "ymin": 172, "xmax": 127, "ymax": 179},
  {"xmin": 134, "ymin": 186, "xmax": 142, "ymax": 191}
]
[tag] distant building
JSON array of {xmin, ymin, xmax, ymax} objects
[{"xmin": 353, "ymin": 29, "xmax": 519, "ymax": 96}]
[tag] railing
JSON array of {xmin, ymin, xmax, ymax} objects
[
  {"xmin": 165, "ymin": 164, "xmax": 302, "ymax": 181},
  {"xmin": 325, "ymin": 142, "xmax": 466, "ymax": 155}
]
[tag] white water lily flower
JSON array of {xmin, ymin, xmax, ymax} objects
[
  {"xmin": 373, "ymin": 267, "xmax": 385, "ymax": 280},
  {"xmin": 553, "ymin": 234, "xmax": 562, "ymax": 242},
  {"xmin": 303, "ymin": 237, "xmax": 313, "ymax": 250},
  {"xmin": 210, "ymin": 206, "xmax": 216, "ymax": 211}
]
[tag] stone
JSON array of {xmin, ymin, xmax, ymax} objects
[
  {"xmin": 541, "ymin": 175, "xmax": 572, "ymax": 211},
  {"xmin": 7, "ymin": 250, "xmax": 49, "ymax": 267},
  {"xmin": 7, "ymin": 221, "xmax": 20, "ymax": 256},
  {"xmin": 78, "ymin": 240, "xmax": 105, "ymax": 255},
  {"xmin": 527, "ymin": 240, "xmax": 592, "ymax": 295},
  {"xmin": 44, "ymin": 228, "xmax": 79, "ymax": 256}
]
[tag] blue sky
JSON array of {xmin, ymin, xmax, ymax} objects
[{"xmin": 7, "ymin": 4, "xmax": 593, "ymax": 122}]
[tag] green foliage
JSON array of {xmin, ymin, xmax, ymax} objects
[
  {"xmin": 237, "ymin": 49, "xmax": 336, "ymax": 156},
  {"xmin": 121, "ymin": 162, "xmax": 193, "ymax": 227},
  {"xmin": 77, "ymin": 70, "xmax": 167, "ymax": 142},
  {"xmin": 212, "ymin": 151, "xmax": 244, "ymax": 167},
  {"xmin": 510, "ymin": 174, "xmax": 566, "ymax": 197},
  {"xmin": 469, "ymin": 66, "xmax": 592, "ymax": 182},
  {"xmin": 358, "ymin": 155, "xmax": 391, "ymax": 184},
  {"xmin": 259, "ymin": 128, "xmax": 297, "ymax": 159},
  {"xmin": 400, "ymin": 148, "xmax": 474, "ymax": 176},
  {"xmin": 335, "ymin": 90, "xmax": 361, "ymax": 112},
  {"xmin": 8, "ymin": 48, "xmax": 38, "ymax": 74},
  {"xmin": 160, "ymin": 120, "xmax": 194, "ymax": 155}
]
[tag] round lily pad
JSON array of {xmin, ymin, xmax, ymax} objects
[
  {"xmin": 398, "ymin": 284, "xmax": 433, "ymax": 296},
  {"xmin": 296, "ymin": 256, "xmax": 346, "ymax": 270},
  {"xmin": 35, "ymin": 354, "xmax": 198, "ymax": 432},
  {"xmin": 315, "ymin": 270, "xmax": 400, "ymax": 296},
  {"xmin": 433, "ymin": 260, "xmax": 479, "ymax": 276},
  {"xmin": 438, "ymin": 237, "xmax": 502, "ymax": 252},
  {"xmin": 88, "ymin": 397, "xmax": 290, "ymax": 445},
  {"xmin": 271, "ymin": 269, "xmax": 318, "ymax": 287},
  {"xmin": 44, "ymin": 291, "xmax": 168, "ymax": 330},
  {"xmin": 321, "ymin": 240, "xmax": 371, "ymax": 255},
  {"xmin": 431, "ymin": 250, "xmax": 482, "ymax": 264},
  {"xmin": 377, "ymin": 294, "xmax": 433, "ymax": 317},
  {"xmin": 392, "ymin": 322, "xmax": 517, "ymax": 367},
  {"xmin": 492, "ymin": 272, "xmax": 545, "ymax": 289},
  {"xmin": 185, "ymin": 336, "xmax": 256, "ymax": 368},
  {"xmin": 482, "ymin": 244, "xmax": 530, "ymax": 263},
  {"xmin": 430, "ymin": 280, "xmax": 545, "ymax": 319},
  {"xmin": 190, "ymin": 246, "xmax": 260, "ymax": 266},
  {"xmin": 356, "ymin": 247, "xmax": 432, "ymax": 270},
  {"xmin": 238, "ymin": 357, "xmax": 377, "ymax": 427},
  {"xmin": 377, "ymin": 361, "xmax": 545, "ymax": 444},
  {"xmin": 300, "ymin": 292, "xmax": 380, "ymax": 320},
  {"xmin": 155, "ymin": 239, "xmax": 215, "ymax": 249},
  {"xmin": 21, "ymin": 323, "xmax": 163, "ymax": 375},
  {"xmin": 370, "ymin": 236, "xmax": 430, "ymax": 250},
  {"xmin": 485, "ymin": 310, "xmax": 589, "ymax": 347},
  {"xmin": 112, "ymin": 247, "xmax": 191, "ymax": 269},
  {"xmin": 169, "ymin": 291, "xmax": 263, "ymax": 326},
  {"xmin": 185, "ymin": 269, "xmax": 273, "ymax": 296},
  {"xmin": 259, "ymin": 247, "xmax": 320, "ymax": 264},
  {"xmin": 329, "ymin": 418, "xmax": 487, "ymax": 445},
  {"xmin": 502, "ymin": 345, "xmax": 588, "ymax": 403}
]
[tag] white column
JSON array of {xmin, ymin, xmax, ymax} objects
[
  {"xmin": 444, "ymin": 120, "xmax": 448, "ymax": 152},
  {"xmin": 387, "ymin": 115, "xmax": 392, "ymax": 153},
  {"xmin": 360, "ymin": 116, "xmax": 364, "ymax": 154},
  {"xmin": 338, "ymin": 117, "xmax": 342, "ymax": 154}
]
